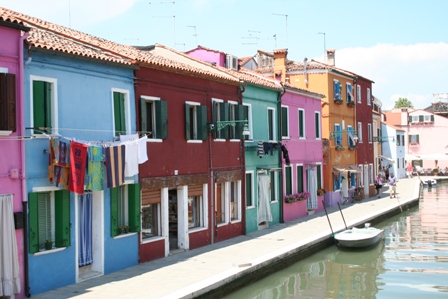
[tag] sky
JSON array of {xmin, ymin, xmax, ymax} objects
[{"xmin": 1, "ymin": 0, "xmax": 447, "ymax": 110}]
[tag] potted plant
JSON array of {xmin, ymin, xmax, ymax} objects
[
  {"xmin": 347, "ymin": 100, "xmax": 355, "ymax": 107},
  {"xmin": 317, "ymin": 188, "xmax": 326, "ymax": 196},
  {"xmin": 120, "ymin": 225, "xmax": 130, "ymax": 234},
  {"xmin": 348, "ymin": 145, "xmax": 357, "ymax": 150},
  {"xmin": 334, "ymin": 98, "xmax": 343, "ymax": 104},
  {"xmin": 45, "ymin": 240, "xmax": 53, "ymax": 250}
]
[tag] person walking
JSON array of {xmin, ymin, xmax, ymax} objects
[
  {"xmin": 375, "ymin": 174, "xmax": 383, "ymax": 198},
  {"xmin": 406, "ymin": 163, "xmax": 413, "ymax": 178},
  {"xmin": 385, "ymin": 166, "xmax": 390, "ymax": 181},
  {"xmin": 388, "ymin": 173, "xmax": 398, "ymax": 198}
]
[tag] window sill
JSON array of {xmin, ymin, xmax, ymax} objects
[
  {"xmin": 0, "ymin": 130, "xmax": 12, "ymax": 136},
  {"xmin": 113, "ymin": 232, "xmax": 137, "ymax": 239},
  {"xmin": 141, "ymin": 235, "xmax": 165, "ymax": 244},
  {"xmin": 246, "ymin": 205, "xmax": 255, "ymax": 209},
  {"xmin": 146, "ymin": 138, "xmax": 163, "ymax": 143},
  {"xmin": 230, "ymin": 219, "xmax": 242, "ymax": 224},
  {"xmin": 189, "ymin": 226, "xmax": 207, "ymax": 234},
  {"xmin": 187, "ymin": 140, "xmax": 203, "ymax": 144},
  {"xmin": 229, "ymin": 139, "xmax": 241, "ymax": 142},
  {"xmin": 34, "ymin": 247, "xmax": 66, "ymax": 256},
  {"xmin": 213, "ymin": 138, "xmax": 226, "ymax": 142}
]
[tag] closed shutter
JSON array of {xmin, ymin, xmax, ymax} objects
[
  {"xmin": 408, "ymin": 115, "xmax": 412, "ymax": 123},
  {"xmin": 285, "ymin": 167, "xmax": 292, "ymax": 194},
  {"xmin": 188, "ymin": 185, "xmax": 203, "ymax": 197},
  {"xmin": 281, "ymin": 107, "xmax": 288, "ymax": 137},
  {"xmin": 33, "ymin": 81, "xmax": 51, "ymax": 133},
  {"xmin": 142, "ymin": 189, "xmax": 161, "ymax": 205},
  {"xmin": 55, "ymin": 190, "xmax": 70, "ymax": 247},
  {"xmin": 334, "ymin": 80, "xmax": 341, "ymax": 100},
  {"xmin": 198, "ymin": 105, "xmax": 208, "ymax": 140},
  {"xmin": 317, "ymin": 165, "xmax": 322, "ymax": 189},
  {"xmin": 297, "ymin": 165, "xmax": 303, "ymax": 193},
  {"xmin": 114, "ymin": 92, "xmax": 126, "ymax": 136},
  {"xmin": 299, "ymin": 110, "xmax": 304, "ymax": 137},
  {"xmin": 431, "ymin": 115, "xmax": 434, "ymax": 122},
  {"xmin": 0, "ymin": 73, "xmax": 16, "ymax": 131},
  {"xmin": 419, "ymin": 115, "xmax": 424, "ymax": 122},
  {"xmin": 110, "ymin": 187, "xmax": 119, "ymax": 237},
  {"xmin": 155, "ymin": 100, "xmax": 168, "ymax": 139},
  {"xmin": 128, "ymin": 184, "xmax": 141, "ymax": 233},
  {"xmin": 28, "ymin": 192, "xmax": 40, "ymax": 254}
]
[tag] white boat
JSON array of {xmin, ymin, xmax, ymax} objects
[
  {"xmin": 421, "ymin": 179, "xmax": 436, "ymax": 187},
  {"xmin": 334, "ymin": 225, "xmax": 384, "ymax": 248}
]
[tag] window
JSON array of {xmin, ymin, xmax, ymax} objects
[
  {"xmin": 245, "ymin": 172, "xmax": 254, "ymax": 207},
  {"xmin": 359, "ymin": 164, "xmax": 364, "ymax": 187},
  {"xmin": 228, "ymin": 102, "xmax": 246, "ymax": 140},
  {"xmin": 396, "ymin": 134, "xmax": 401, "ymax": 146},
  {"xmin": 140, "ymin": 96, "xmax": 168, "ymax": 140},
  {"xmin": 270, "ymin": 171, "xmax": 278, "ymax": 202},
  {"xmin": 243, "ymin": 104, "xmax": 252, "ymax": 140},
  {"xmin": 368, "ymin": 123, "xmax": 372, "ymax": 143},
  {"xmin": 28, "ymin": 190, "xmax": 70, "ymax": 253},
  {"xmin": 285, "ymin": 165, "xmax": 292, "ymax": 195},
  {"xmin": 230, "ymin": 181, "xmax": 240, "ymax": 221},
  {"xmin": 369, "ymin": 164, "xmax": 373, "ymax": 185},
  {"xmin": 315, "ymin": 112, "xmax": 321, "ymax": 139},
  {"xmin": 316, "ymin": 164, "xmax": 322, "ymax": 189},
  {"xmin": 216, "ymin": 181, "xmax": 241, "ymax": 224},
  {"xmin": 113, "ymin": 90, "xmax": 130, "ymax": 136},
  {"xmin": 348, "ymin": 125, "xmax": 355, "ymax": 147},
  {"xmin": 188, "ymin": 185, "xmax": 205, "ymax": 228},
  {"xmin": 357, "ymin": 122, "xmax": 363, "ymax": 143},
  {"xmin": 141, "ymin": 189, "xmax": 161, "ymax": 240},
  {"xmin": 334, "ymin": 124, "xmax": 342, "ymax": 146},
  {"xmin": 298, "ymin": 108, "xmax": 305, "ymax": 138},
  {"xmin": 0, "ymin": 73, "xmax": 16, "ymax": 132},
  {"xmin": 409, "ymin": 134, "xmax": 419, "ymax": 145},
  {"xmin": 367, "ymin": 88, "xmax": 371, "ymax": 105},
  {"xmin": 281, "ymin": 105, "xmax": 289, "ymax": 138},
  {"xmin": 333, "ymin": 79, "xmax": 341, "ymax": 101},
  {"xmin": 185, "ymin": 102, "xmax": 207, "ymax": 141},
  {"xmin": 410, "ymin": 115, "xmax": 419, "ymax": 123},
  {"xmin": 268, "ymin": 107, "xmax": 276, "ymax": 141},
  {"xmin": 31, "ymin": 76, "xmax": 57, "ymax": 135},
  {"xmin": 296, "ymin": 165, "xmax": 304, "ymax": 193},
  {"xmin": 350, "ymin": 173, "xmax": 357, "ymax": 188},
  {"xmin": 346, "ymin": 83, "xmax": 353, "ymax": 104},
  {"xmin": 357, "ymin": 84, "xmax": 361, "ymax": 103},
  {"xmin": 212, "ymin": 99, "xmax": 228, "ymax": 140},
  {"xmin": 111, "ymin": 183, "xmax": 140, "ymax": 237},
  {"xmin": 424, "ymin": 115, "xmax": 434, "ymax": 123},
  {"xmin": 333, "ymin": 172, "xmax": 341, "ymax": 191},
  {"xmin": 216, "ymin": 183, "xmax": 225, "ymax": 224}
]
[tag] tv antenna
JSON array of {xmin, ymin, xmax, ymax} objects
[
  {"xmin": 149, "ymin": 1, "xmax": 176, "ymax": 47},
  {"xmin": 272, "ymin": 13, "xmax": 288, "ymax": 47},
  {"xmin": 188, "ymin": 25, "xmax": 198, "ymax": 46}
]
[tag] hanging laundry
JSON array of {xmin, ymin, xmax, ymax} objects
[
  {"xmin": 263, "ymin": 142, "xmax": 274, "ymax": 155},
  {"xmin": 48, "ymin": 138, "xmax": 70, "ymax": 189},
  {"xmin": 104, "ymin": 144, "xmax": 126, "ymax": 188},
  {"xmin": 123, "ymin": 140, "xmax": 139, "ymax": 177},
  {"xmin": 85, "ymin": 145, "xmax": 104, "ymax": 191},
  {"xmin": 257, "ymin": 141, "xmax": 264, "ymax": 158},
  {"xmin": 138, "ymin": 135, "xmax": 148, "ymax": 164},
  {"xmin": 281, "ymin": 144, "xmax": 291, "ymax": 165},
  {"xmin": 68, "ymin": 141, "xmax": 88, "ymax": 194}
]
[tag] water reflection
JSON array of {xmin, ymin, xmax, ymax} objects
[{"xmin": 224, "ymin": 182, "xmax": 448, "ymax": 299}]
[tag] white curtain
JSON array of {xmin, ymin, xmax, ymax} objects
[
  {"xmin": 0, "ymin": 194, "xmax": 21, "ymax": 296},
  {"xmin": 307, "ymin": 168, "xmax": 318, "ymax": 210},
  {"xmin": 78, "ymin": 193, "xmax": 93, "ymax": 267},
  {"xmin": 257, "ymin": 175, "xmax": 272, "ymax": 224}
]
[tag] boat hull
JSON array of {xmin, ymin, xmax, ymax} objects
[{"xmin": 334, "ymin": 227, "xmax": 384, "ymax": 248}]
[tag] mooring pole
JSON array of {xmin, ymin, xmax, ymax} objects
[{"xmin": 337, "ymin": 202, "xmax": 348, "ymax": 230}]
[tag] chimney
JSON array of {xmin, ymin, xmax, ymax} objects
[
  {"xmin": 326, "ymin": 49, "xmax": 335, "ymax": 66},
  {"xmin": 401, "ymin": 108, "xmax": 408, "ymax": 126},
  {"xmin": 273, "ymin": 48, "xmax": 288, "ymax": 82}
]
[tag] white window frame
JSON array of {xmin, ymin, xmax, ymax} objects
[
  {"xmin": 141, "ymin": 202, "xmax": 161, "ymax": 240},
  {"xmin": 228, "ymin": 100, "xmax": 240, "ymax": 142},
  {"xmin": 229, "ymin": 181, "xmax": 241, "ymax": 223},
  {"xmin": 368, "ymin": 123, "xmax": 372, "ymax": 143},
  {"xmin": 369, "ymin": 164, "xmax": 374, "ymax": 185},
  {"xmin": 267, "ymin": 107, "xmax": 276, "ymax": 142},
  {"xmin": 357, "ymin": 122, "xmax": 363, "ymax": 143},
  {"xmin": 141, "ymin": 95, "xmax": 163, "ymax": 142},
  {"xmin": 424, "ymin": 115, "xmax": 431, "ymax": 122},
  {"xmin": 281, "ymin": 105, "xmax": 289, "ymax": 139},
  {"xmin": 112, "ymin": 88, "xmax": 131, "ymax": 137},
  {"xmin": 284, "ymin": 165, "xmax": 293, "ymax": 195},
  {"xmin": 212, "ymin": 98, "xmax": 225, "ymax": 141},
  {"xmin": 298, "ymin": 108, "xmax": 305, "ymax": 139},
  {"xmin": 367, "ymin": 88, "xmax": 371, "ymax": 106},
  {"xmin": 186, "ymin": 101, "xmax": 202, "ymax": 143},
  {"xmin": 358, "ymin": 164, "xmax": 364, "ymax": 187},
  {"xmin": 357, "ymin": 84, "xmax": 361, "ymax": 103},
  {"xmin": 315, "ymin": 111, "xmax": 321, "ymax": 139},
  {"xmin": 346, "ymin": 82, "xmax": 353, "ymax": 103},
  {"xmin": 30, "ymin": 75, "xmax": 59, "ymax": 136},
  {"xmin": 243, "ymin": 103, "xmax": 253, "ymax": 141}
]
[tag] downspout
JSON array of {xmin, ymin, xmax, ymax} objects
[
  {"xmin": 238, "ymin": 82, "xmax": 246, "ymax": 235},
  {"xmin": 19, "ymin": 31, "xmax": 31, "ymax": 298},
  {"xmin": 278, "ymin": 83, "xmax": 286, "ymax": 223}
]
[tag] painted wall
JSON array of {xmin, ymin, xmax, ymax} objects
[
  {"xmin": 187, "ymin": 48, "xmax": 226, "ymax": 67},
  {"xmin": 243, "ymin": 84, "xmax": 281, "ymax": 234},
  {"xmin": 0, "ymin": 25, "xmax": 26, "ymax": 299},
  {"xmin": 381, "ymin": 124, "xmax": 405, "ymax": 179},
  {"xmin": 24, "ymin": 51, "xmax": 137, "ymax": 295},
  {"xmin": 281, "ymin": 89, "xmax": 324, "ymax": 222}
]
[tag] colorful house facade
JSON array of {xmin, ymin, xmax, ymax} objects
[{"xmin": 0, "ymin": 14, "xmax": 29, "ymax": 299}]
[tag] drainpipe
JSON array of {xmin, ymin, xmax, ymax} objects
[
  {"xmin": 238, "ymin": 82, "xmax": 246, "ymax": 235},
  {"xmin": 19, "ymin": 31, "xmax": 31, "ymax": 297},
  {"xmin": 278, "ymin": 83, "xmax": 286, "ymax": 223}
]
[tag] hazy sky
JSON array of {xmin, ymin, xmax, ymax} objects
[{"xmin": 1, "ymin": 0, "xmax": 447, "ymax": 110}]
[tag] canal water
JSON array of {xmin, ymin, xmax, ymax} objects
[{"xmin": 223, "ymin": 181, "xmax": 448, "ymax": 299}]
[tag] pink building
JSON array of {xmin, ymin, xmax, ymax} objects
[
  {"xmin": 0, "ymin": 16, "xmax": 30, "ymax": 299},
  {"xmin": 281, "ymin": 83, "xmax": 325, "ymax": 221}
]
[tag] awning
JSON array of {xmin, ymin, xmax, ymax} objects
[
  {"xmin": 378, "ymin": 155, "xmax": 395, "ymax": 163},
  {"xmin": 333, "ymin": 165, "xmax": 360, "ymax": 173}
]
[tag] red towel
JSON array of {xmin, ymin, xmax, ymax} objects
[{"xmin": 68, "ymin": 141, "xmax": 88, "ymax": 194}]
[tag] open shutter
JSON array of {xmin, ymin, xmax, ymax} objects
[
  {"xmin": 235, "ymin": 105, "xmax": 244, "ymax": 139},
  {"xmin": 33, "ymin": 81, "xmax": 45, "ymax": 133},
  {"xmin": 198, "ymin": 105, "xmax": 208, "ymax": 141},
  {"xmin": 285, "ymin": 167, "xmax": 292, "ymax": 194},
  {"xmin": 0, "ymin": 73, "xmax": 16, "ymax": 131},
  {"xmin": 28, "ymin": 192, "xmax": 40, "ymax": 254},
  {"xmin": 220, "ymin": 102, "xmax": 229, "ymax": 139},
  {"xmin": 110, "ymin": 187, "xmax": 119, "ymax": 237},
  {"xmin": 297, "ymin": 165, "xmax": 303, "ymax": 193},
  {"xmin": 431, "ymin": 115, "xmax": 434, "ymax": 122},
  {"xmin": 419, "ymin": 115, "xmax": 424, "ymax": 122},
  {"xmin": 317, "ymin": 165, "xmax": 322, "ymax": 189},
  {"xmin": 140, "ymin": 97, "xmax": 147, "ymax": 133},
  {"xmin": 155, "ymin": 100, "xmax": 168, "ymax": 139},
  {"xmin": 55, "ymin": 190, "xmax": 70, "ymax": 247},
  {"xmin": 408, "ymin": 115, "xmax": 412, "ymax": 123},
  {"xmin": 185, "ymin": 103, "xmax": 191, "ymax": 140},
  {"xmin": 128, "ymin": 184, "xmax": 141, "ymax": 233},
  {"xmin": 114, "ymin": 92, "xmax": 125, "ymax": 136}
]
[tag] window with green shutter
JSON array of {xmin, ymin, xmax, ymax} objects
[
  {"xmin": 270, "ymin": 171, "xmax": 277, "ymax": 202},
  {"xmin": 0, "ymin": 73, "xmax": 16, "ymax": 132},
  {"xmin": 285, "ymin": 166, "xmax": 292, "ymax": 195},
  {"xmin": 298, "ymin": 109, "xmax": 305, "ymax": 138},
  {"xmin": 268, "ymin": 108, "xmax": 275, "ymax": 141},
  {"xmin": 140, "ymin": 97, "xmax": 168, "ymax": 140},
  {"xmin": 315, "ymin": 112, "xmax": 321, "ymax": 139},
  {"xmin": 185, "ymin": 103, "xmax": 207, "ymax": 141},
  {"xmin": 28, "ymin": 190, "xmax": 70, "ymax": 253},
  {"xmin": 281, "ymin": 106, "xmax": 288, "ymax": 138},
  {"xmin": 316, "ymin": 165, "xmax": 322, "ymax": 189},
  {"xmin": 111, "ymin": 184, "xmax": 141, "ymax": 237},
  {"xmin": 296, "ymin": 165, "xmax": 303, "ymax": 193},
  {"xmin": 113, "ymin": 91, "xmax": 126, "ymax": 136},
  {"xmin": 245, "ymin": 172, "xmax": 253, "ymax": 207},
  {"xmin": 32, "ymin": 80, "xmax": 52, "ymax": 134}
]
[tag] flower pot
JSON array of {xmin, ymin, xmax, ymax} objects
[{"xmin": 45, "ymin": 241, "xmax": 52, "ymax": 250}]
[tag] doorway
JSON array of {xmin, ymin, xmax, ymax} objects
[
  {"xmin": 77, "ymin": 191, "xmax": 104, "ymax": 282},
  {"xmin": 168, "ymin": 189, "xmax": 178, "ymax": 251}
]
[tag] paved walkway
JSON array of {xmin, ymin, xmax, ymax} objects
[{"xmin": 31, "ymin": 177, "xmax": 430, "ymax": 299}]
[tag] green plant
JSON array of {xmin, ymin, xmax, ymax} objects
[
  {"xmin": 120, "ymin": 225, "xmax": 130, "ymax": 234},
  {"xmin": 45, "ymin": 240, "xmax": 53, "ymax": 250}
]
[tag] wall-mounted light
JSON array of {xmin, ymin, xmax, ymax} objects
[
  {"xmin": 373, "ymin": 136, "xmax": 395, "ymax": 143},
  {"xmin": 208, "ymin": 119, "xmax": 250, "ymax": 136}
]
